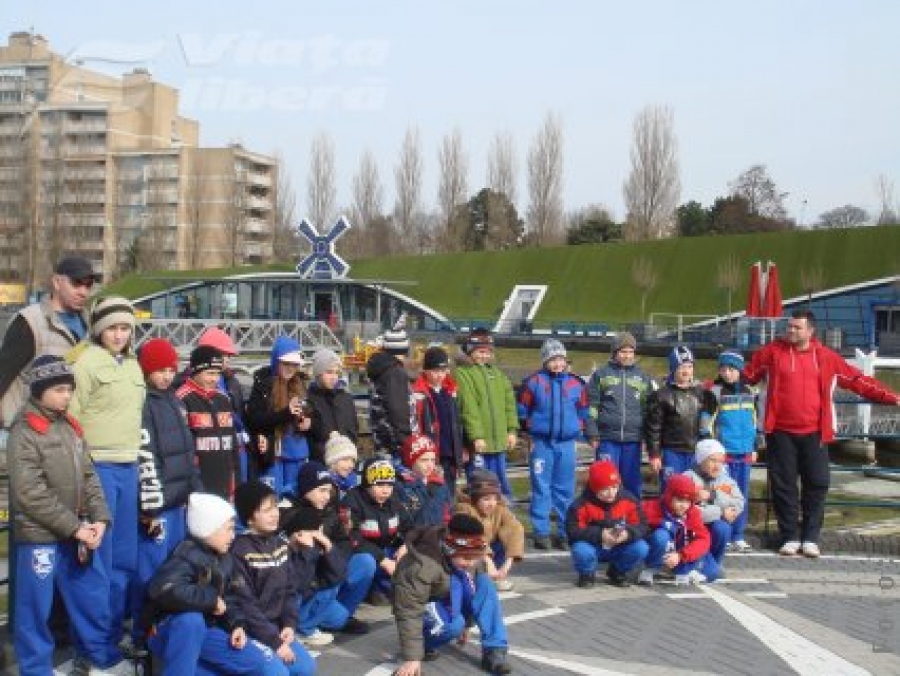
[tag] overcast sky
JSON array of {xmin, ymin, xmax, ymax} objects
[{"xmin": 6, "ymin": 1, "xmax": 900, "ymax": 228}]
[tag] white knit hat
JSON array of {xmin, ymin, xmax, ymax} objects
[
  {"xmin": 324, "ymin": 432, "xmax": 358, "ymax": 467},
  {"xmin": 90, "ymin": 296, "xmax": 135, "ymax": 339},
  {"xmin": 695, "ymin": 439, "xmax": 726, "ymax": 465},
  {"xmin": 311, "ymin": 348, "xmax": 342, "ymax": 378},
  {"xmin": 187, "ymin": 493, "xmax": 235, "ymax": 539}
]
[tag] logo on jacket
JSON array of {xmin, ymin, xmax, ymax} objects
[{"xmin": 32, "ymin": 547, "xmax": 54, "ymax": 579}]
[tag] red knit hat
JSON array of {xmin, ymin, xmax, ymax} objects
[
  {"xmin": 588, "ymin": 460, "xmax": 620, "ymax": 492},
  {"xmin": 402, "ymin": 433, "xmax": 437, "ymax": 468},
  {"xmin": 139, "ymin": 338, "xmax": 179, "ymax": 376},
  {"xmin": 664, "ymin": 474, "xmax": 698, "ymax": 507}
]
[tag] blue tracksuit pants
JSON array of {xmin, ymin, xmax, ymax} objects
[
  {"xmin": 94, "ymin": 462, "xmax": 139, "ymax": 646},
  {"xmin": 336, "ymin": 552, "xmax": 377, "ymax": 619},
  {"xmin": 645, "ymin": 527, "xmax": 721, "ymax": 581},
  {"xmin": 297, "ymin": 585, "xmax": 348, "ymax": 636},
  {"xmin": 706, "ymin": 519, "xmax": 733, "ymax": 565},
  {"xmin": 659, "ymin": 450, "xmax": 694, "ymax": 490},
  {"xmin": 726, "ymin": 456, "xmax": 752, "ymax": 542},
  {"xmin": 422, "ymin": 572, "xmax": 507, "ymax": 652},
  {"xmin": 14, "ymin": 541, "xmax": 122, "ymax": 673},
  {"xmin": 570, "ymin": 539, "xmax": 649, "ymax": 575},
  {"xmin": 596, "ymin": 441, "xmax": 643, "ymax": 498},
  {"xmin": 529, "ymin": 437, "xmax": 576, "ymax": 539},
  {"xmin": 132, "ymin": 505, "xmax": 187, "ymax": 642},
  {"xmin": 149, "ymin": 611, "xmax": 315, "ymax": 676}
]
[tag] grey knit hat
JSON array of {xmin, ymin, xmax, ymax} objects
[
  {"xmin": 611, "ymin": 332, "xmax": 637, "ymax": 353},
  {"xmin": 311, "ymin": 348, "xmax": 342, "ymax": 378},
  {"xmin": 90, "ymin": 296, "xmax": 135, "ymax": 339}
]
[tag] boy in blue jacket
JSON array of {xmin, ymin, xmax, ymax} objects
[
  {"xmin": 518, "ymin": 339, "xmax": 595, "ymax": 550},
  {"xmin": 133, "ymin": 338, "xmax": 203, "ymax": 648},
  {"xmin": 395, "ymin": 433, "xmax": 453, "ymax": 527},
  {"xmin": 145, "ymin": 493, "xmax": 287, "ymax": 675}
]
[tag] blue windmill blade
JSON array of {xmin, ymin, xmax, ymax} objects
[
  {"xmin": 296, "ymin": 252, "xmax": 319, "ymax": 277},
  {"xmin": 294, "ymin": 218, "xmax": 320, "ymax": 242},
  {"xmin": 327, "ymin": 215, "xmax": 351, "ymax": 242}
]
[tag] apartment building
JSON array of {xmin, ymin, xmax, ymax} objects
[{"xmin": 0, "ymin": 31, "xmax": 276, "ymax": 297}]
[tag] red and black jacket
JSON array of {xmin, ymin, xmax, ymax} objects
[{"xmin": 565, "ymin": 488, "xmax": 647, "ymax": 546}]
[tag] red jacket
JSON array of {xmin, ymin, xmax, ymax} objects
[
  {"xmin": 565, "ymin": 488, "xmax": 647, "ymax": 546},
  {"xmin": 744, "ymin": 337, "xmax": 900, "ymax": 443},
  {"xmin": 642, "ymin": 498, "xmax": 710, "ymax": 563}
]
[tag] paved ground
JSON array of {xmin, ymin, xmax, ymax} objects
[{"xmin": 302, "ymin": 548, "xmax": 900, "ymax": 676}]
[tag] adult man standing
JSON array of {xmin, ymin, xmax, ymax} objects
[
  {"xmin": 0, "ymin": 255, "xmax": 96, "ymax": 428},
  {"xmin": 744, "ymin": 310, "xmax": 900, "ymax": 557},
  {"xmin": 587, "ymin": 332, "xmax": 656, "ymax": 498}
]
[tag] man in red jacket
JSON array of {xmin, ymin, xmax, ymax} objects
[{"xmin": 744, "ymin": 310, "xmax": 900, "ymax": 558}]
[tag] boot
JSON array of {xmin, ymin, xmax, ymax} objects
[
  {"xmin": 606, "ymin": 565, "xmax": 631, "ymax": 588},
  {"xmin": 481, "ymin": 647, "xmax": 513, "ymax": 674},
  {"xmin": 532, "ymin": 535, "xmax": 551, "ymax": 550},
  {"xmin": 576, "ymin": 571, "xmax": 596, "ymax": 588},
  {"xmin": 552, "ymin": 535, "xmax": 569, "ymax": 551}
]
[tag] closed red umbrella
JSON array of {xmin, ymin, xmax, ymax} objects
[
  {"xmin": 746, "ymin": 261, "xmax": 763, "ymax": 317},
  {"xmin": 763, "ymin": 261, "xmax": 783, "ymax": 318}
]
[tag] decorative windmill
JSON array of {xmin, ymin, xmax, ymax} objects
[{"xmin": 295, "ymin": 216, "xmax": 352, "ymax": 280}]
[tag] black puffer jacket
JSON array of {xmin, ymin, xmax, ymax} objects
[
  {"xmin": 245, "ymin": 367, "xmax": 309, "ymax": 467},
  {"xmin": 645, "ymin": 383, "xmax": 717, "ymax": 456},
  {"xmin": 306, "ymin": 381, "xmax": 357, "ymax": 463},
  {"xmin": 144, "ymin": 538, "xmax": 246, "ymax": 633},
  {"xmin": 366, "ymin": 351, "xmax": 414, "ymax": 457},
  {"xmin": 138, "ymin": 388, "xmax": 203, "ymax": 516},
  {"xmin": 341, "ymin": 485, "xmax": 411, "ymax": 563}
]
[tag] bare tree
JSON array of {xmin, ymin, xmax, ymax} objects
[
  {"xmin": 271, "ymin": 154, "xmax": 300, "ymax": 264},
  {"xmin": 344, "ymin": 150, "xmax": 384, "ymax": 259},
  {"xmin": 631, "ymin": 256, "xmax": 658, "ymax": 321},
  {"xmin": 526, "ymin": 112, "xmax": 564, "ymax": 246},
  {"xmin": 875, "ymin": 174, "xmax": 898, "ymax": 225},
  {"xmin": 623, "ymin": 105, "xmax": 681, "ymax": 241},
  {"xmin": 437, "ymin": 128, "xmax": 469, "ymax": 249},
  {"xmin": 224, "ymin": 169, "xmax": 246, "ymax": 268},
  {"xmin": 817, "ymin": 204, "xmax": 869, "ymax": 229},
  {"xmin": 306, "ymin": 131, "xmax": 337, "ymax": 229},
  {"xmin": 183, "ymin": 149, "xmax": 209, "ymax": 269},
  {"xmin": 716, "ymin": 254, "xmax": 741, "ymax": 332},
  {"xmin": 487, "ymin": 131, "xmax": 517, "ymax": 207},
  {"xmin": 729, "ymin": 164, "xmax": 788, "ymax": 220},
  {"xmin": 394, "ymin": 125, "xmax": 425, "ymax": 253}
]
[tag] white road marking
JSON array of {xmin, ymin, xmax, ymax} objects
[
  {"xmin": 508, "ymin": 647, "xmax": 635, "ymax": 675},
  {"xmin": 470, "ymin": 606, "xmax": 566, "ymax": 634},
  {"xmin": 745, "ymin": 592, "xmax": 789, "ymax": 598},
  {"xmin": 700, "ymin": 584, "xmax": 871, "ymax": 675},
  {"xmin": 364, "ymin": 664, "xmax": 397, "ymax": 676},
  {"xmin": 666, "ymin": 592, "xmax": 709, "ymax": 599},
  {"xmin": 737, "ymin": 552, "xmax": 899, "ymax": 564},
  {"xmin": 713, "ymin": 578, "xmax": 769, "ymax": 584},
  {"xmin": 498, "ymin": 591, "xmax": 522, "ymax": 600}
]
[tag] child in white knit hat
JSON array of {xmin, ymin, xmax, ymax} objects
[
  {"xmin": 324, "ymin": 431, "xmax": 359, "ymax": 498},
  {"xmin": 144, "ymin": 493, "xmax": 284, "ymax": 674}
]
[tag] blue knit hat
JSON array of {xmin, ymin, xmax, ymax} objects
[
  {"xmin": 717, "ymin": 350, "xmax": 744, "ymax": 371},
  {"xmin": 668, "ymin": 345, "xmax": 694, "ymax": 374}
]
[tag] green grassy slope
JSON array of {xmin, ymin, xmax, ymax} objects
[{"xmin": 106, "ymin": 227, "xmax": 900, "ymax": 323}]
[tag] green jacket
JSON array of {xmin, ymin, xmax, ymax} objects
[
  {"xmin": 9, "ymin": 400, "xmax": 110, "ymax": 543},
  {"xmin": 455, "ymin": 363, "xmax": 518, "ymax": 454},
  {"xmin": 68, "ymin": 343, "xmax": 146, "ymax": 462}
]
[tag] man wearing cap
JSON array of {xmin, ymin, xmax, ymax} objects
[
  {"xmin": 392, "ymin": 513, "xmax": 513, "ymax": 675},
  {"xmin": 367, "ymin": 318, "xmax": 416, "ymax": 459},
  {"xmin": 0, "ymin": 254, "xmax": 97, "ymax": 428},
  {"xmin": 744, "ymin": 310, "xmax": 900, "ymax": 558},
  {"xmin": 586, "ymin": 331, "xmax": 656, "ymax": 498}
]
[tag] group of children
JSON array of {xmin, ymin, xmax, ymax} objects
[{"xmin": 8, "ymin": 310, "xmax": 762, "ymax": 675}]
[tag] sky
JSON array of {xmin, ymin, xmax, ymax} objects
[{"xmin": 6, "ymin": 1, "xmax": 900, "ymax": 228}]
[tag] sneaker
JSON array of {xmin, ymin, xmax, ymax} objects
[
  {"xmin": 496, "ymin": 578, "xmax": 515, "ymax": 592},
  {"xmin": 576, "ymin": 572, "xmax": 596, "ymax": 588},
  {"xmin": 532, "ymin": 535, "xmax": 551, "ymax": 550},
  {"xmin": 481, "ymin": 647, "xmax": 513, "ymax": 674},
  {"xmin": 779, "ymin": 540, "xmax": 801, "ymax": 556},
  {"xmin": 675, "ymin": 570, "xmax": 707, "ymax": 585},
  {"xmin": 606, "ymin": 566, "xmax": 631, "ymax": 588},
  {"xmin": 299, "ymin": 629, "xmax": 334, "ymax": 647},
  {"xmin": 801, "ymin": 542, "xmax": 821, "ymax": 558},
  {"xmin": 337, "ymin": 617, "xmax": 370, "ymax": 634},
  {"xmin": 733, "ymin": 540, "xmax": 753, "ymax": 553},
  {"xmin": 638, "ymin": 568, "xmax": 657, "ymax": 586},
  {"xmin": 553, "ymin": 535, "xmax": 569, "ymax": 551}
]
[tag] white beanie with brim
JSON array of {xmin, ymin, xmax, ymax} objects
[
  {"xmin": 695, "ymin": 439, "xmax": 726, "ymax": 465},
  {"xmin": 187, "ymin": 493, "xmax": 235, "ymax": 539},
  {"xmin": 324, "ymin": 432, "xmax": 358, "ymax": 466}
]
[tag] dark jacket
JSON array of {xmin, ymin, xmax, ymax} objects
[
  {"xmin": 565, "ymin": 487, "xmax": 647, "ymax": 546},
  {"xmin": 645, "ymin": 383, "xmax": 717, "ymax": 457},
  {"xmin": 306, "ymin": 381, "xmax": 358, "ymax": 463},
  {"xmin": 341, "ymin": 485, "xmax": 411, "ymax": 563},
  {"xmin": 279, "ymin": 493, "xmax": 354, "ymax": 558},
  {"xmin": 290, "ymin": 536, "xmax": 349, "ymax": 602},
  {"xmin": 366, "ymin": 351, "xmax": 414, "ymax": 457},
  {"xmin": 138, "ymin": 387, "xmax": 202, "ymax": 516},
  {"xmin": 394, "ymin": 471, "xmax": 452, "ymax": 528},
  {"xmin": 176, "ymin": 379, "xmax": 238, "ymax": 500},
  {"xmin": 411, "ymin": 373, "xmax": 464, "ymax": 466},
  {"xmin": 245, "ymin": 366, "xmax": 310, "ymax": 467},
  {"xmin": 587, "ymin": 361, "xmax": 655, "ymax": 443},
  {"xmin": 230, "ymin": 532, "xmax": 298, "ymax": 650},
  {"xmin": 144, "ymin": 538, "xmax": 245, "ymax": 633},
  {"xmin": 8, "ymin": 400, "xmax": 110, "ymax": 543}
]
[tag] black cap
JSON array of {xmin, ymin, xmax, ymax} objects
[
  {"xmin": 54, "ymin": 255, "xmax": 97, "ymax": 281},
  {"xmin": 423, "ymin": 346, "xmax": 449, "ymax": 370}
]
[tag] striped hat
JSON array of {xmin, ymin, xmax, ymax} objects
[{"xmin": 90, "ymin": 296, "xmax": 135, "ymax": 339}]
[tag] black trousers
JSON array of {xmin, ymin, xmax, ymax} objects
[{"xmin": 766, "ymin": 431, "xmax": 831, "ymax": 543}]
